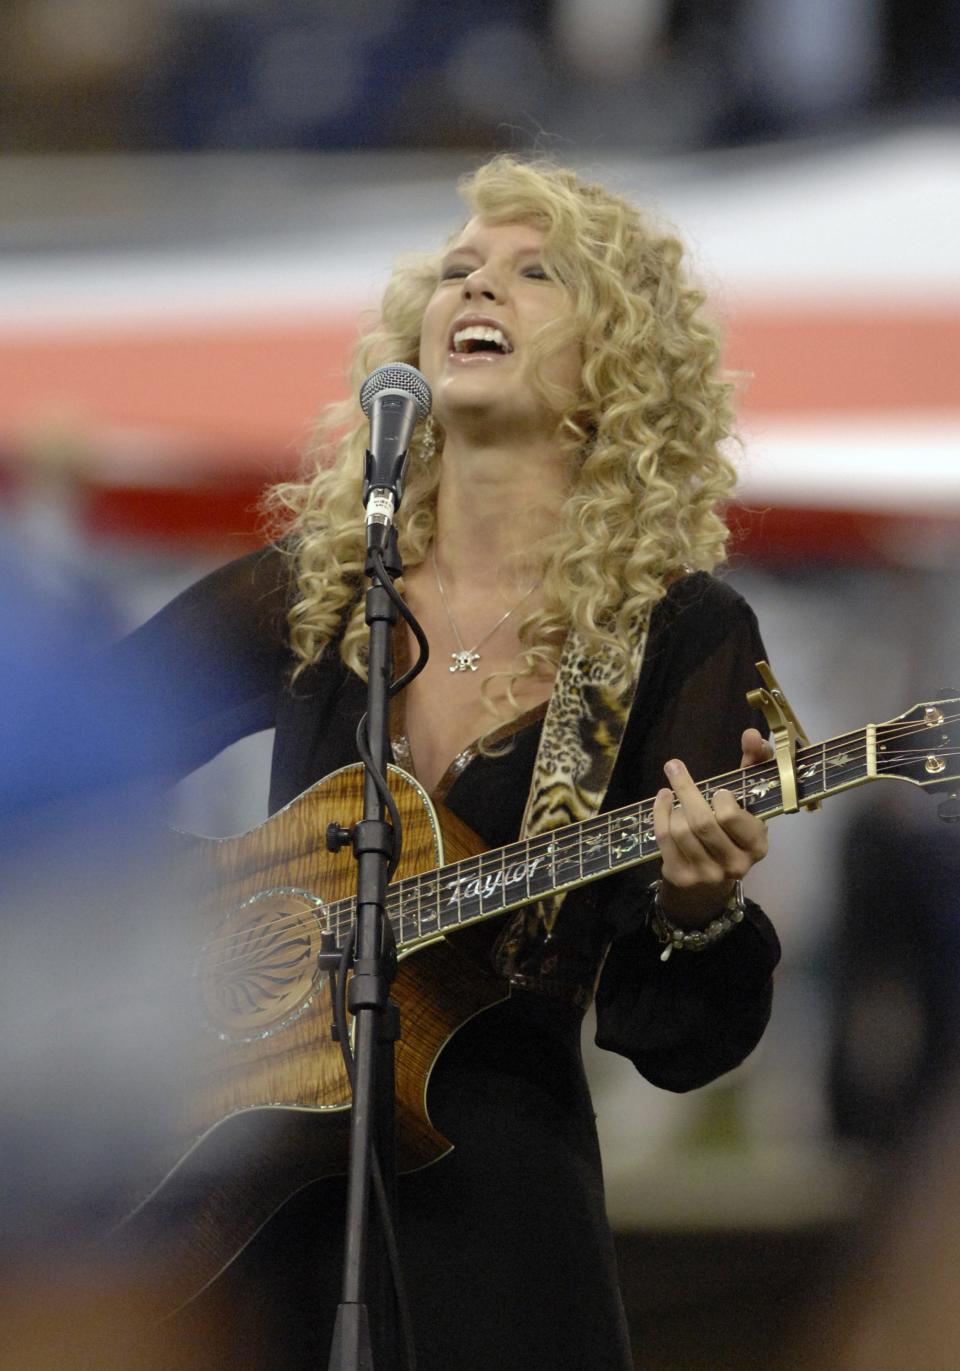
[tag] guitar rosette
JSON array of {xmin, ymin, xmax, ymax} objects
[{"xmin": 197, "ymin": 888, "xmax": 328, "ymax": 1042}]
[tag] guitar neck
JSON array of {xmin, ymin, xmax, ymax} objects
[
  {"xmin": 337, "ymin": 728, "xmax": 877, "ymax": 948},
  {"xmin": 313, "ymin": 723, "xmax": 878, "ymax": 952}
]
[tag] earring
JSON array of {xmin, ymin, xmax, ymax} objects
[{"xmin": 419, "ymin": 414, "xmax": 437, "ymax": 463}]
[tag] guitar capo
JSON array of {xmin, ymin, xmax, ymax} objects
[{"xmin": 746, "ymin": 660, "xmax": 820, "ymax": 814}]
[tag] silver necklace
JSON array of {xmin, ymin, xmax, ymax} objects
[{"xmin": 430, "ymin": 544, "xmax": 535, "ymax": 673}]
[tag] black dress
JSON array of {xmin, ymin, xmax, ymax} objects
[{"xmin": 104, "ymin": 547, "xmax": 780, "ymax": 1371}]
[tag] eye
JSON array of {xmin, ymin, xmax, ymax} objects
[
  {"xmin": 440, "ymin": 265, "xmax": 470, "ymax": 280},
  {"xmin": 522, "ymin": 266, "xmax": 549, "ymax": 280}
]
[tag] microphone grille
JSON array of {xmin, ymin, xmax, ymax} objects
[{"xmin": 359, "ymin": 363, "xmax": 432, "ymax": 419}]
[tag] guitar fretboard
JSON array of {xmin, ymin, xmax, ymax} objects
[{"xmin": 320, "ymin": 722, "xmax": 877, "ymax": 950}]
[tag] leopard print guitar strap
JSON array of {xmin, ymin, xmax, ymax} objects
[{"xmin": 493, "ymin": 619, "xmax": 649, "ymax": 984}]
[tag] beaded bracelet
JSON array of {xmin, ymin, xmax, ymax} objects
[{"xmin": 648, "ymin": 879, "xmax": 746, "ymax": 961}]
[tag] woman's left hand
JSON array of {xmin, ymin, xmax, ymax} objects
[{"xmin": 652, "ymin": 727, "xmax": 771, "ymax": 928}]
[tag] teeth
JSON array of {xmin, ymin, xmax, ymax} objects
[{"xmin": 452, "ymin": 325, "xmax": 512, "ymax": 354}]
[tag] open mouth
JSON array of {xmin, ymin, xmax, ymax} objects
[{"xmin": 450, "ymin": 325, "xmax": 513, "ymax": 356}]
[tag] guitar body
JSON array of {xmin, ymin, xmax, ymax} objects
[
  {"xmin": 106, "ymin": 763, "xmax": 509, "ymax": 1315},
  {"xmin": 83, "ymin": 688, "xmax": 960, "ymax": 1316}
]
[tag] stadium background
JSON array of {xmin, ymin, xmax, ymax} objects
[{"xmin": 1, "ymin": 4, "xmax": 958, "ymax": 1367}]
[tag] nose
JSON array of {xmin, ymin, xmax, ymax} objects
[{"xmin": 461, "ymin": 264, "xmax": 504, "ymax": 303}]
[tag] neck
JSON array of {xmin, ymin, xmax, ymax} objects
[{"xmin": 433, "ymin": 432, "xmax": 569, "ymax": 590}]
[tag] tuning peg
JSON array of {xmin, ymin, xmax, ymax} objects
[{"xmin": 938, "ymin": 790, "xmax": 960, "ymax": 823}]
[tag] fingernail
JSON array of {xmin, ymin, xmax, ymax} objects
[{"xmin": 664, "ymin": 760, "xmax": 680, "ymax": 778}]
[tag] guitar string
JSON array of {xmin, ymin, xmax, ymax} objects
[
  {"xmin": 200, "ymin": 745, "xmax": 807, "ymax": 970},
  {"xmin": 200, "ymin": 727, "xmax": 960, "ymax": 975},
  {"xmin": 204, "ymin": 739, "xmax": 960, "ymax": 983},
  {"xmin": 355, "ymin": 741, "xmax": 960, "ymax": 940},
  {"xmin": 197, "ymin": 721, "xmax": 960, "ymax": 972},
  {"xmin": 358, "ymin": 743, "xmax": 960, "ymax": 951},
  {"xmin": 198, "ymin": 722, "xmax": 960, "ymax": 976}
]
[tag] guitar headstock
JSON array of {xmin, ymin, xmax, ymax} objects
[{"xmin": 876, "ymin": 694, "xmax": 960, "ymax": 820}]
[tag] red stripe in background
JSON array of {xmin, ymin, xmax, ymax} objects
[
  {"xmin": 724, "ymin": 306, "xmax": 960, "ymax": 416},
  {"xmin": 82, "ymin": 485, "xmax": 960, "ymax": 564},
  {"xmin": 2, "ymin": 306, "xmax": 958, "ymax": 557},
  {"xmin": 0, "ymin": 319, "xmax": 358, "ymax": 461},
  {"xmin": 1, "ymin": 305, "xmax": 958, "ymax": 450}
]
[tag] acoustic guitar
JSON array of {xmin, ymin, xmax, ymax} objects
[{"xmin": 100, "ymin": 692, "xmax": 958, "ymax": 1314}]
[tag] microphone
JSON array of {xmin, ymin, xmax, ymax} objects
[{"xmin": 359, "ymin": 363, "xmax": 432, "ymax": 548}]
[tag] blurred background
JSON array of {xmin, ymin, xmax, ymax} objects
[{"xmin": 1, "ymin": 1, "xmax": 959, "ymax": 1368}]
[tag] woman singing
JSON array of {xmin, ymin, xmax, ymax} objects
[{"xmin": 114, "ymin": 155, "xmax": 778, "ymax": 1370}]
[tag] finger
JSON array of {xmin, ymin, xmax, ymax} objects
[
  {"xmin": 663, "ymin": 760, "xmax": 740, "ymax": 868},
  {"xmin": 712, "ymin": 788, "xmax": 769, "ymax": 861},
  {"xmin": 668, "ymin": 821, "xmax": 729, "ymax": 881},
  {"xmin": 653, "ymin": 784, "xmax": 720, "ymax": 871},
  {"xmin": 653, "ymin": 787, "xmax": 727, "ymax": 889},
  {"xmin": 668, "ymin": 806, "xmax": 764, "ymax": 884},
  {"xmin": 740, "ymin": 727, "xmax": 772, "ymax": 768},
  {"xmin": 662, "ymin": 759, "xmax": 768, "ymax": 880},
  {"xmin": 652, "ymin": 786, "xmax": 681, "ymax": 862},
  {"xmin": 663, "ymin": 758, "xmax": 714, "ymax": 817}
]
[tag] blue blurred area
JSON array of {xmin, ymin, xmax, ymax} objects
[
  {"xmin": 0, "ymin": 523, "xmax": 207, "ymax": 821},
  {"xmin": 0, "ymin": 527, "xmax": 125, "ymax": 816},
  {"xmin": 1, "ymin": 0, "xmax": 957, "ymax": 155},
  {"xmin": 147, "ymin": 0, "xmax": 553, "ymax": 151},
  {"xmin": 0, "ymin": 532, "xmax": 165, "ymax": 1249}
]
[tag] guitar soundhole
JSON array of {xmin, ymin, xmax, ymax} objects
[{"xmin": 198, "ymin": 888, "xmax": 327, "ymax": 1041}]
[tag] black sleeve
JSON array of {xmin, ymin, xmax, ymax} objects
[
  {"xmin": 70, "ymin": 546, "xmax": 293, "ymax": 795},
  {"xmin": 593, "ymin": 574, "xmax": 781, "ymax": 1090}
]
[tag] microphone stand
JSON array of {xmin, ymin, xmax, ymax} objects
[{"xmin": 326, "ymin": 526, "xmax": 404, "ymax": 1371}]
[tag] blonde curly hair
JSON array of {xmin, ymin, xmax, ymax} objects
[{"xmin": 264, "ymin": 154, "xmax": 738, "ymax": 720}]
